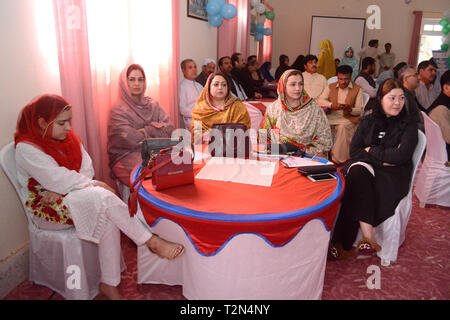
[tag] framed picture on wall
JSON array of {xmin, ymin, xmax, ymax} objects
[{"xmin": 187, "ymin": 0, "xmax": 208, "ymax": 21}]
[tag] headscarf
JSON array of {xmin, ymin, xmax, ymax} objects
[
  {"xmin": 14, "ymin": 94, "xmax": 82, "ymax": 172},
  {"xmin": 259, "ymin": 61, "xmax": 274, "ymax": 82},
  {"xmin": 317, "ymin": 40, "xmax": 336, "ymax": 79},
  {"xmin": 190, "ymin": 72, "xmax": 251, "ymax": 135},
  {"xmin": 277, "ymin": 69, "xmax": 313, "ymax": 112},
  {"xmin": 339, "ymin": 46, "xmax": 359, "ymax": 81}
]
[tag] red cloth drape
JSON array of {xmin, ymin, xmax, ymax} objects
[
  {"xmin": 408, "ymin": 11, "xmax": 423, "ymax": 66},
  {"xmin": 217, "ymin": 0, "xmax": 239, "ymax": 59}
]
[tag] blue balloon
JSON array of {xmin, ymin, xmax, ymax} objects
[
  {"xmin": 222, "ymin": 4, "xmax": 237, "ymax": 19},
  {"xmin": 255, "ymin": 33, "xmax": 264, "ymax": 42},
  {"xmin": 209, "ymin": 14, "xmax": 223, "ymax": 27},
  {"xmin": 263, "ymin": 28, "xmax": 272, "ymax": 36},
  {"xmin": 215, "ymin": 0, "xmax": 226, "ymax": 7},
  {"xmin": 206, "ymin": 1, "xmax": 221, "ymax": 16},
  {"xmin": 255, "ymin": 23, "xmax": 264, "ymax": 33}
]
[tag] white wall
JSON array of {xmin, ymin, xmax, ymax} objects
[{"xmin": 269, "ymin": 0, "xmax": 449, "ymax": 68}]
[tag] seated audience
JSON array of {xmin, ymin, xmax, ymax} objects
[
  {"xmin": 355, "ymin": 57, "xmax": 377, "ymax": 112},
  {"xmin": 427, "ymin": 69, "xmax": 450, "ymax": 161},
  {"xmin": 231, "ymin": 52, "xmax": 262, "ymax": 99},
  {"xmin": 329, "ymin": 79, "xmax": 418, "ymax": 260},
  {"xmin": 195, "ymin": 58, "xmax": 216, "ymax": 87},
  {"xmin": 245, "ymin": 58, "xmax": 271, "ymax": 98},
  {"xmin": 339, "ymin": 46, "xmax": 359, "ymax": 81},
  {"xmin": 191, "ymin": 72, "xmax": 251, "ymax": 142},
  {"xmin": 291, "ymin": 55, "xmax": 306, "ymax": 72},
  {"xmin": 260, "ymin": 69, "xmax": 332, "ymax": 157},
  {"xmin": 377, "ymin": 61, "xmax": 407, "ymax": 86},
  {"xmin": 275, "ymin": 54, "xmax": 290, "ymax": 81},
  {"xmin": 379, "ymin": 43, "xmax": 396, "ymax": 74},
  {"xmin": 398, "ymin": 65, "xmax": 424, "ymax": 131},
  {"xmin": 218, "ymin": 56, "xmax": 248, "ymax": 101},
  {"xmin": 302, "ymin": 54, "xmax": 328, "ymax": 100},
  {"xmin": 317, "ymin": 65, "xmax": 364, "ymax": 164},
  {"xmin": 334, "ymin": 58, "xmax": 340, "ymax": 75},
  {"xmin": 415, "ymin": 59, "xmax": 440, "ymax": 110},
  {"xmin": 259, "ymin": 61, "xmax": 275, "ymax": 83},
  {"xmin": 359, "ymin": 39, "xmax": 380, "ymax": 77},
  {"xmin": 179, "ymin": 59, "xmax": 203, "ymax": 129},
  {"xmin": 317, "ymin": 39, "xmax": 336, "ymax": 79},
  {"xmin": 15, "ymin": 94, "xmax": 184, "ymax": 300},
  {"xmin": 107, "ymin": 64, "xmax": 174, "ymax": 187}
]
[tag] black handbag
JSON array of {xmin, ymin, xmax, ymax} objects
[
  {"xmin": 297, "ymin": 165, "xmax": 336, "ymax": 176},
  {"xmin": 141, "ymin": 138, "xmax": 182, "ymax": 169},
  {"xmin": 208, "ymin": 123, "xmax": 251, "ymax": 158}
]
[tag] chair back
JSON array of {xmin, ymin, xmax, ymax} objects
[
  {"xmin": 421, "ymin": 111, "xmax": 447, "ymax": 163},
  {"xmin": 410, "ymin": 130, "xmax": 427, "ymax": 191},
  {"xmin": 327, "ymin": 76, "xmax": 337, "ymax": 84},
  {"xmin": 244, "ymin": 103, "xmax": 264, "ymax": 145},
  {"xmin": 0, "ymin": 142, "xmax": 34, "ymax": 226}
]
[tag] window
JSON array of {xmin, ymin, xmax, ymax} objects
[{"xmin": 418, "ymin": 18, "xmax": 444, "ymax": 63}]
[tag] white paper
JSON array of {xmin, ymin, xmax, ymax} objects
[
  {"xmin": 195, "ymin": 157, "xmax": 276, "ymax": 187},
  {"xmin": 281, "ymin": 156, "xmax": 333, "ymax": 167}
]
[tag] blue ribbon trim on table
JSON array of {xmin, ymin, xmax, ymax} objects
[{"xmin": 132, "ymin": 163, "xmax": 344, "ymax": 223}]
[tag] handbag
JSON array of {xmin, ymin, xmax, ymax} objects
[
  {"xmin": 297, "ymin": 165, "xmax": 336, "ymax": 176},
  {"xmin": 128, "ymin": 146, "xmax": 194, "ymax": 216},
  {"xmin": 141, "ymin": 138, "xmax": 182, "ymax": 169},
  {"xmin": 208, "ymin": 123, "xmax": 251, "ymax": 158}
]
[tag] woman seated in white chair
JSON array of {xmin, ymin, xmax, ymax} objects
[
  {"xmin": 14, "ymin": 94, "xmax": 184, "ymax": 300},
  {"xmin": 329, "ymin": 79, "xmax": 418, "ymax": 260},
  {"xmin": 260, "ymin": 69, "xmax": 332, "ymax": 157}
]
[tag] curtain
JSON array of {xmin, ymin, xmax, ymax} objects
[
  {"xmin": 257, "ymin": 2, "xmax": 273, "ymax": 66},
  {"xmin": 217, "ymin": 0, "xmax": 239, "ymax": 59},
  {"xmin": 52, "ymin": 0, "xmax": 179, "ymax": 185},
  {"xmin": 408, "ymin": 11, "xmax": 423, "ymax": 66},
  {"xmin": 238, "ymin": 0, "xmax": 251, "ymax": 59}
]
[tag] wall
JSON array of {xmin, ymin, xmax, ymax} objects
[
  {"xmin": 0, "ymin": 0, "xmax": 61, "ymax": 297},
  {"xmin": 269, "ymin": 0, "xmax": 449, "ymax": 68}
]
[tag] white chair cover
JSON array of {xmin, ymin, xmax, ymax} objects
[
  {"xmin": 244, "ymin": 102, "xmax": 264, "ymax": 145},
  {"xmin": 414, "ymin": 112, "xmax": 450, "ymax": 207},
  {"xmin": 354, "ymin": 130, "xmax": 427, "ymax": 265},
  {"xmin": 116, "ymin": 179, "xmax": 130, "ymax": 203},
  {"xmin": 327, "ymin": 76, "xmax": 337, "ymax": 84},
  {"xmin": 0, "ymin": 142, "xmax": 123, "ymax": 300}
]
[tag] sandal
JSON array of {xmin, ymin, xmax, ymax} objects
[
  {"xmin": 327, "ymin": 243, "xmax": 352, "ymax": 261},
  {"xmin": 147, "ymin": 234, "xmax": 185, "ymax": 260},
  {"xmin": 356, "ymin": 238, "xmax": 381, "ymax": 259}
]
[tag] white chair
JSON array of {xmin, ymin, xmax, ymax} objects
[
  {"xmin": 353, "ymin": 130, "xmax": 427, "ymax": 266},
  {"xmin": 1, "ymin": 142, "xmax": 109, "ymax": 300},
  {"xmin": 327, "ymin": 76, "xmax": 337, "ymax": 84},
  {"xmin": 244, "ymin": 103, "xmax": 264, "ymax": 145},
  {"xmin": 414, "ymin": 112, "xmax": 450, "ymax": 207},
  {"xmin": 116, "ymin": 179, "xmax": 130, "ymax": 203},
  {"xmin": 360, "ymin": 92, "xmax": 371, "ymax": 117}
]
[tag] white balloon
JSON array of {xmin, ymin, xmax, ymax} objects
[
  {"xmin": 251, "ymin": 0, "xmax": 260, "ymax": 7},
  {"xmin": 256, "ymin": 3, "xmax": 266, "ymax": 14}
]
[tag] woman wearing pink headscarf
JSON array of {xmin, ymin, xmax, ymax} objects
[{"xmin": 107, "ymin": 64, "xmax": 174, "ymax": 187}]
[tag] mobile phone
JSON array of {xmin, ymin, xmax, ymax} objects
[{"xmin": 306, "ymin": 173, "xmax": 337, "ymax": 182}]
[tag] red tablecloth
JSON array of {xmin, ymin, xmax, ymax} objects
[{"xmin": 133, "ymin": 161, "xmax": 344, "ymax": 256}]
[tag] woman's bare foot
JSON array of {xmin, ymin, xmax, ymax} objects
[
  {"xmin": 98, "ymin": 283, "xmax": 125, "ymax": 300},
  {"xmin": 146, "ymin": 234, "xmax": 184, "ymax": 260}
]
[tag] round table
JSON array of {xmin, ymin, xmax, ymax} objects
[{"xmin": 132, "ymin": 158, "xmax": 344, "ymax": 299}]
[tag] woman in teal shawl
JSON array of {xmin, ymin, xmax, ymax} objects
[{"xmin": 339, "ymin": 46, "xmax": 359, "ymax": 81}]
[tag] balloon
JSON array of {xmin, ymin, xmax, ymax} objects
[
  {"xmin": 441, "ymin": 43, "xmax": 449, "ymax": 51},
  {"xmin": 214, "ymin": 0, "xmax": 226, "ymax": 7},
  {"xmin": 256, "ymin": 3, "xmax": 266, "ymax": 14},
  {"xmin": 443, "ymin": 25, "xmax": 450, "ymax": 35},
  {"xmin": 439, "ymin": 18, "xmax": 449, "ymax": 26},
  {"xmin": 222, "ymin": 3, "xmax": 237, "ymax": 19},
  {"xmin": 208, "ymin": 14, "xmax": 223, "ymax": 27},
  {"xmin": 255, "ymin": 33, "xmax": 264, "ymax": 42},
  {"xmin": 265, "ymin": 11, "xmax": 275, "ymax": 20},
  {"xmin": 258, "ymin": 14, "xmax": 266, "ymax": 25},
  {"xmin": 251, "ymin": 0, "xmax": 260, "ymax": 6},
  {"xmin": 255, "ymin": 23, "xmax": 264, "ymax": 33},
  {"xmin": 263, "ymin": 28, "xmax": 272, "ymax": 36},
  {"xmin": 206, "ymin": 1, "xmax": 221, "ymax": 16}
]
